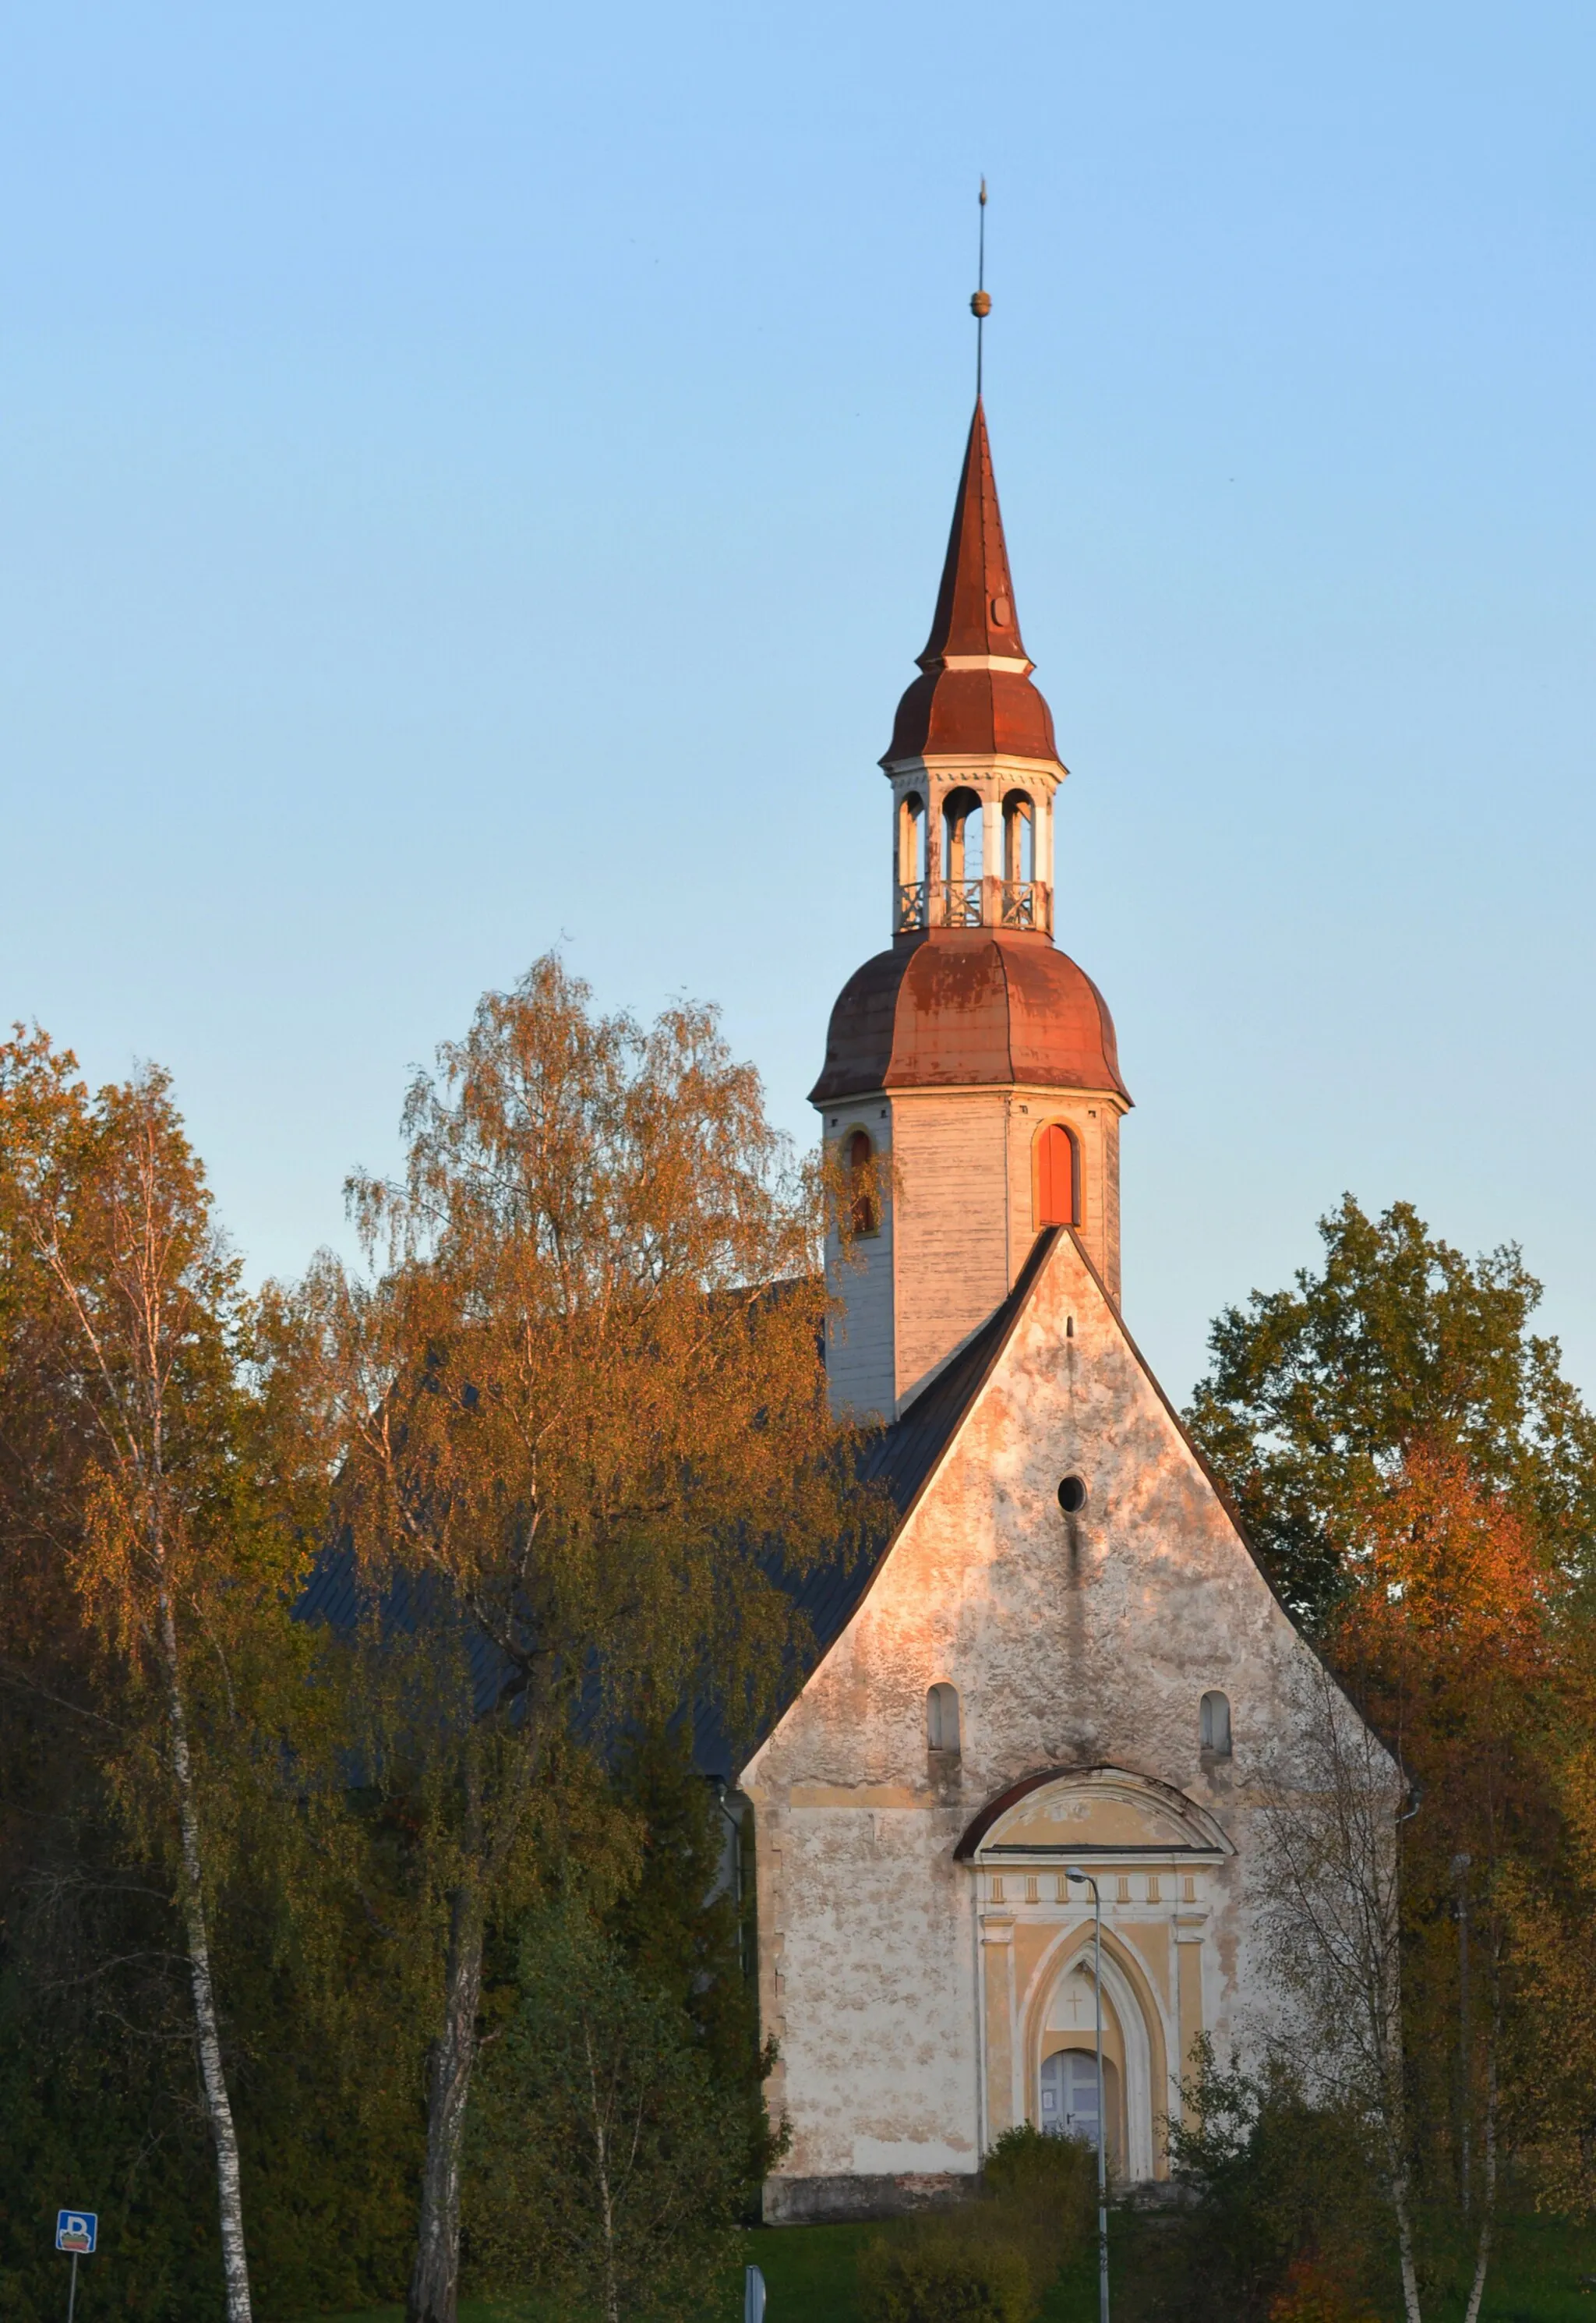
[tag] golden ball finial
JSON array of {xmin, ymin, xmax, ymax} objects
[{"xmin": 970, "ymin": 289, "xmax": 991, "ymax": 319}]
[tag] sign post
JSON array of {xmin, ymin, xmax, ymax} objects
[
  {"xmin": 743, "ymin": 2261, "xmax": 766, "ymax": 2323},
  {"xmin": 55, "ymin": 2211, "xmax": 97, "ymax": 2323}
]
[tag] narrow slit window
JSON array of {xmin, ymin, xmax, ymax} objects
[
  {"xmin": 846, "ymin": 1129, "xmax": 878, "ymax": 1238},
  {"xmin": 1200, "ymin": 1690, "xmax": 1232, "ymax": 1758},
  {"xmin": 927, "ymin": 1682, "xmax": 961, "ymax": 1756}
]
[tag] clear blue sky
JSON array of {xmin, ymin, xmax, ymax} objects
[{"xmin": 4, "ymin": 3, "xmax": 1594, "ymax": 1405}]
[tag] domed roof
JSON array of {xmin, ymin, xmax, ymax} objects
[{"xmin": 809, "ymin": 932, "xmax": 1131, "ymax": 1107}]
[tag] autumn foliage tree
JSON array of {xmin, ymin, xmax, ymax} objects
[
  {"xmin": 1188, "ymin": 1195, "xmax": 1596, "ymax": 1628},
  {"xmin": 1331, "ymin": 1444, "xmax": 1557, "ymax": 2317},
  {"xmin": 301, "ymin": 956, "xmax": 867, "ymax": 2323},
  {"xmin": 1495, "ymin": 1588, "xmax": 1596, "ymax": 2220},
  {"xmin": 1191, "ymin": 1195, "xmax": 1596, "ymax": 2316}
]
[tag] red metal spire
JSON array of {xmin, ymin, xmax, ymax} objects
[
  {"xmin": 882, "ymin": 398, "xmax": 1060, "ymax": 768},
  {"xmin": 919, "ymin": 396, "xmax": 1028, "ymax": 666}
]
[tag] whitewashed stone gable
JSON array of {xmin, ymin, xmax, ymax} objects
[{"xmin": 743, "ymin": 1225, "xmax": 1365, "ymax": 2220}]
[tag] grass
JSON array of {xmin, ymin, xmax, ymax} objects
[
  {"xmin": 306, "ymin": 2208, "xmax": 1596, "ymax": 2321},
  {"xmin": 1428, "ymin": 2208, "xmax": 1596, "ymax": 2321},
  {"xmin": 740, "ymin": 2222, "xmax": 870, "ymax": 2321}
]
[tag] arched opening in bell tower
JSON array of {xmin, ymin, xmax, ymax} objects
[
  {"xmin": 895, "ymin": 791, "xmax": 928, "ymax": 932},
  {"xmin": 1001, "ymin": 790, "xmax": 1041, "ymax": 930},
  {"xmin": 898, "ymin": 791, "xmax": 927, "ymax": 883},
  {"xmin": 1002, "ymin": 790, "xmax": 1035, "ymax": 882},
  {"xmin": 942, "ymin": 788, "xmax": 984, "ymax": 927}
]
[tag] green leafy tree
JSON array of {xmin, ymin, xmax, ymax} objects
[
  {"xmin": 1185, "ymin": 1194, "xmax": 1596, "ymax": 1626},
  {"xmin": 466, "ymin": 1898, "xmax": 747, "ymax": 2323},
  {"xmin": 606, "ymin": 1721, "xmax": 777, "ymax": 2190}
]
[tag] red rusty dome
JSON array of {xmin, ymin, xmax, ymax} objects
[{"xmin": 809, "ymin": 931, "xmax": 1130, "ymax": 1106}]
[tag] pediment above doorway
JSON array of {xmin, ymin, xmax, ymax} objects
[{"xmin": 954, "ymin": 1764, "xmax": 1231, "ymax": 1864}]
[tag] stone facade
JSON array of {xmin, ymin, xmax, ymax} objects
[{"xmin": 742, "ymin": 1229, "xmax": 1365, "ymax": 2219}]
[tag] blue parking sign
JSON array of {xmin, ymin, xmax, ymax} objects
[{"xmin": 56, "ymin": 2212, "xmax": 96, "ymax": 2255}]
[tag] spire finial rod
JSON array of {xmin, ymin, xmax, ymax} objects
[{"xmin": 970, "ymin": 177, "xmax": 991, "ymax": 398}]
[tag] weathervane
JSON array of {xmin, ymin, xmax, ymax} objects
[{"xmin": 971, "ymin": 177, "xmax": 991, "ymax": 397}]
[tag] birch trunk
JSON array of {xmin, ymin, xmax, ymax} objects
[
  {"xmin": 1387, "ymin": 2139, "xmax": 1424, "ymax": 2323},
  {"xmin": 1372, "ymin": 1811, "xmax": 1423, "ymax": 2323},
  {"xmin": 1464, "ymin": 2020, "xmax": 1499, "ymax": 2323},
  {"xmin": 584, "ymin": 2021, "xmax": 620, "ymax": 2323},
  {"xmin": 408, "ymin": 1885, "xmax": 487, "ymax": 2323},
  {"xmin": 159, "ymin": 1588, "xmax": 254, "ymax": 2323},
  {"xmin": 1382, "ymin": 2035, "xmax": 1424, "ymax": 2323}
]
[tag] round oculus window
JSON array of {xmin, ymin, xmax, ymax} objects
[{"xmin": 1058, "ymin": 1476, "xmax": 1087, "ymax": 1515}]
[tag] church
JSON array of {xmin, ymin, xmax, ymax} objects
[{"xmin": 737, "ymin": 394, "xmax": 1369, "ymax": 2222}]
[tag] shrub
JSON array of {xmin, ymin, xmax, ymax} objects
[
  {"xmin": 1152, "ymin": 2041, "xmax": 1384, "ymax": 2322},
  {"xmin": 983, "ymin": 2121, "xmax": 1094, "ymax": 2202},
  {"xmin": 858, "ymin": 2230, "xmax": 1032, "ymax": 2323},
  {"xmin": 981, "ymin": 2123, "xmax": 1095, "ymax": 2285},
  {"xmin": 857, "ymin": 2124, "xmax": 1095, "ymax": 2323}
]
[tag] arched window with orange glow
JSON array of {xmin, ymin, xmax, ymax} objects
[
  {"xmin": 1035, "ymin": 1123, "xmax": 1079, "ymax": 1229},
  {"xmin": 846, "ymin": 1128, "xmax": 879, "ymax": 1238}
]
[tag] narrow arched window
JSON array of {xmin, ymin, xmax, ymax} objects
[
  {"xmin": 846, "ymin": 1128, "xmax": 878, "ymax": 1238},
  {"xmin": 1036, "ymin": 1123, "xmax": 1079, "ymax": 1229},
  {"xmin": 1200, "ymin": 1691, "xmax": 1232, "ymax": 1758},
  {"xmin": 927, "ymin": 1682, "xmax": 961, "ymax": 1756}
]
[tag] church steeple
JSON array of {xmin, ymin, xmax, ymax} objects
[
  {"xmin": 881, "ymin": 400, "xmax": 1067, "ymax": 942},
  {"xmin": 919, "ymin": 398, "xmax": 1030, "ymax": 668},
  {"xmin": 883, "ymin": 401, "xmax": 1061, "ymax": 775},
  {"xmin": 812, "ymin": 389, "xmax": 1130, "ymax": 1423}
]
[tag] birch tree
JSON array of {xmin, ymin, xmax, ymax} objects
[
  {"xmin": 0, "ymin": 1034, "xmax": 260, "ymax": 2323},
  {"xmin": 1255, "ymin": 1663, "xmax": 1421, "ymax": 2321},
  {"xmin": 305, "ymin": 956, "xmax": 869, "ymax": 2323},
  {"xmin": 1332, "ymin": 1444, "xmax": 1556, "ymax": 2319}
]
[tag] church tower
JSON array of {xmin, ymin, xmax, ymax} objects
[{"xmin": 812, "ymin": 400, "xmax": 1131, "ymax": 1420}]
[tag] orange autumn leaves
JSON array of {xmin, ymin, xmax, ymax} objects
[
  {"xmin": 1330, "ymin": 1437, "xmax": 1556, "ymax": 1914},
  {"xmin": 1334, "ymin": 1442, "xmax": 1551, "ymax": 1700},
  {"xmin": 1268, "ymin": 2254, "xmax": 1381, "ymax": 2323}
]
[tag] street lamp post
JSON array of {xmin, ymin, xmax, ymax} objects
[{"xmin": 1065, "ymin": 1867, "xmax": 1110, "ymax": 2323}]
